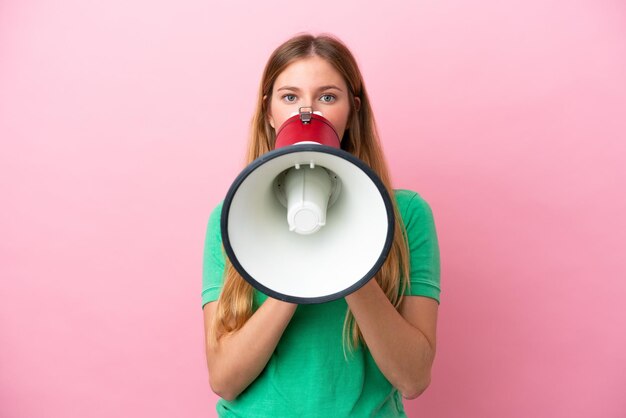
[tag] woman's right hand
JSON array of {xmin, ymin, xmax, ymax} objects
[{"xmin": 202, "ymin": 298, "xmax": 297, "ymax": 401}]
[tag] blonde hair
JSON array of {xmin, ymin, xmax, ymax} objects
[{"xmin": 209, "ymin": 33, "xmax": 411, "ymax": 353}]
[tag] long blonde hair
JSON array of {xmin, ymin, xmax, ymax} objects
[{"xmin": 210, "ymin": 33, "xmax": 411, "ymax": 353}]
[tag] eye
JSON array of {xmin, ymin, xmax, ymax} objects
[
  {"xmin": 282, "ymin": 94, "xmax": 297, "ymax": 103},
  {"xmin": 319, "ymin": 94, "xmax": 336, "ymax": 103}
]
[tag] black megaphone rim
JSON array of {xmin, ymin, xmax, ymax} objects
[{"xmin": 220, "ymin": 143, "xmax": 395, "ymax": 304}]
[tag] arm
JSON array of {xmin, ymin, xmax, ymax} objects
[
  {"xmin": 203, "ymin": 298, "xmax": 297, "ymax": 401},
  {"xmin": 345, "ymin": 280, "xmax": 438, "ymax": 399}
]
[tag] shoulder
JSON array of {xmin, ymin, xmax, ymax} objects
[
  {"xmin": 392, "ymin": 189, "xmax": 435, "ymax": 223},
  {"xmin": 204, "ymin": 200, "xmax": 225, "ymax": 250},
  {"xmin": 209, "ymin": 200, "xmax": 224, "ymax": 219},
  {"xmin": 207, "ymin": 201, "xmax": 224, "ymax": 232},
  {"xmin": 202, "ymin": 200, "xmax": 228, "ymax": 306}
]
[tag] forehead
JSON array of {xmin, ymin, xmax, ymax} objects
[{"xmin": 273, "ymin": 56, "xmax": 347, "ymax": 90}]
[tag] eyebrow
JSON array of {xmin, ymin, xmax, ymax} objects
[{"xmin": 276, "ymin": 85, "xmax": 344, "ymax": 92}]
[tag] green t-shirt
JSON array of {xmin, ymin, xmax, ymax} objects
[{"xmin": 201, "ymin": 189, "xmax": 441, "ymax": 417}]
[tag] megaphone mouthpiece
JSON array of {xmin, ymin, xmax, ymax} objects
[{"xmin": 275, "ymin": 112, "xmax": 340, "ymax": 149}]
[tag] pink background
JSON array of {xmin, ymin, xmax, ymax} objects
[{"xmin": 1, "ymin": 1, "xmax": 625, "ymax": 417}]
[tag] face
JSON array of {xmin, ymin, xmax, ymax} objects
[{"xmin": 267, "ymin": 55, "xmax": 359, "ymax": 141}]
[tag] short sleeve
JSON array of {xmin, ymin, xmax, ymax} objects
[
  {"xmin": 201, "ymin": 201, "xmax": 225, "ymax": 309},
  {"xmin": 397, "ymin": 190, "xmax": 441, "ymax": 304}
]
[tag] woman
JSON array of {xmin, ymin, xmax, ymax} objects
[{"xmin": 202, "ymin": 33, "xmax": 441, "ymax": 417}]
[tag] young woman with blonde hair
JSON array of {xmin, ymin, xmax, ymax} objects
[{"xmin": 202, "ymin": 33, "xmax": 441, "ymax": 417}]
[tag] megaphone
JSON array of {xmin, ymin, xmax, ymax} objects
[{"xmin": 221, "ymin": 107, "xmax": 394, "ymax": 304}]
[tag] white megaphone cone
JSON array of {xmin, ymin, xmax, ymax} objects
[{"xmin": 221, "ymin": 107, "xmax": 394, "ymax": 304}]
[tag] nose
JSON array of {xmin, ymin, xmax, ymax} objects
[
  {"xmin": 300, "ymin": 94, "xmax": 320, "ymax": 113},
  {"xmin": 302, "ymin": 101, "xmax": 322, "ymax": 116},
  {"xmin": 293, "ymin": 103, "xmax": 322, "ymax": 118},
  {"xmin": 308, "ymin": 102, "xmax": 319, "ymax": 113}
]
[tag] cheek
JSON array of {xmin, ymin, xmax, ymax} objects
[
  {"xmin": 269, "ymin": 103, "xmax": 292, "ymax": 130},
  {"xmin": 328, "ymin": 107, "xmax": 351, "ymax": 135},
  {"xmin": 329, "ymin": 119, "xmax": 346, "ymax": 140}
]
